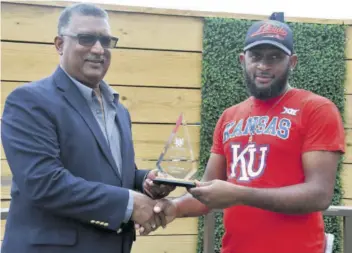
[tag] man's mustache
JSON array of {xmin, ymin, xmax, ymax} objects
[
  {"xmin": 85, "ymin": 55, "xmax": 104, "ymax": 61},
  {"xmin": 255, "ymin": 72, "xmax": 274, "ymax": 78}
]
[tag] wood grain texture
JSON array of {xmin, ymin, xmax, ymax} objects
[
  {"xmin": 1, "ymin": 82, "xmax": 201, "ymax": 123},
  {"xmin": 132, "ymin": 123, "xmax": 200, "ymax": 160},
  {"xmin": 1, "ymin": 186, "xmax": 11, "ymax": 201},
  {"xmin": 345, "ymin": 61, "xmax": 352, "ymax": 94},
  {"xmin": 1, "ymin": 2, "xmax": 203, "ymax": 51},
  {"xmin": 1, "ymin": 42, "xmax": 202, "ymax": 88},
  {"xmin": 345, "ymin": 129, "xmax": 352, "ymax": 164},
  {"xmin": 343, "ymin": 199, "xmax": 352, "ymax": 205},
  {"xmin": 1, "ymin": 201, "xmax": 10, "ymax": 209},
  {"xmin": 346, "ymin": 27, "xmax": 352, "ymax": 59},
  {"xmin": 131, "ymin": 235, "xmax": 197, "ymax": 253},
  {"xmin": 1, "ymin": 160, "xmax": 12, "ymax": 178},
  {"xmin": 0, "ymin": 233, "xmax": 198, "ymax": 252},
  {"xmin": 2, "ymin": 0, "xmax": 351, "ymax": 24},
  {"xmin": 342, "ymin": 164, "xmax": 352, "ymax": 199},
  {"xmin": 1, "ymin": 221, "xmax": 6, "ymax": 241},
  {"xmin": 1, "ymin": 160, "xmax": 12, "ymax": 200},
  {"xmin": 345, "ymin": 94, "xmax": 352, "ymax": 128}
]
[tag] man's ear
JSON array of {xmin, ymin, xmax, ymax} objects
[
  {"xmin": 239, "ymin": 52, "xmax": 245, "ymax": 69},
  {"xmin": 289, "ymin": 54, "xmax": 298, "ymax": 70},
  {"xmin": 54, "ymin": 36, "xmax": 64, "ymax": 56}
]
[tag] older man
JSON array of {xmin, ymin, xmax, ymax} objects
[{"xmin": 1, "ymin": 3, "xmax": 174, "ymax": 253}]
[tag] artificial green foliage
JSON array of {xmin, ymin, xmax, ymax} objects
[{"xmin": 197, "ymin": 17, "xmax": 347, "ymax": 253}]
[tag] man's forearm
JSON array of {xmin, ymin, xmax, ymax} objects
[
  {"xmin": 236, "ymin": 182, "xmax": 329, "ymax": 214},
  {"xmin": 173, "ymin": 193, "xmax": 210, "ymax": 218}
]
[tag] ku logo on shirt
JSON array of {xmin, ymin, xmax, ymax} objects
[
  {"xmin": 223, "ymin": 115, "xmax": 293, "ymax": 182},
  {"xmin": 229, "ymin": 142, "xmax": 269, "ymax": 182}
]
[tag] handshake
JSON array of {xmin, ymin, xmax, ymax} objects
[
  {"xmin": 130, "ymin": 191, "xmax": 177, "ymax": 236},
  {"xmin": 130, "ymin": 169, "xmax": 178, "ymax": 235},
  {"xmin": 129, "ymin": 169, "xmax": 234, "ymax": 235}
]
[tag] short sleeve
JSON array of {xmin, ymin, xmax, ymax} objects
[
  {"xmin": 211, "ymin": 113, "xmax": 226, "ymax": 155},
  {"xmin": 302, "ymin": 101, "xmax": 345, "ymax": 153}
]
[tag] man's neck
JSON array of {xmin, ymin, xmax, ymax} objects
[
  {"xmin": 252, "ymin": 83, "xmax": 292, "ymax": 103},
  {"xmin": 93, "ymin": 87, "xmax": 102, "ymax": 96},
  {"xmin": 60, "ymin": 64, "xmax": 100, "ymax": 89},
  {"xmin": 274, "ymin": 84, "xmax": 291, "ymax": 98}
]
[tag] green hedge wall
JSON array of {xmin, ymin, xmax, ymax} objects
[{"xmin": 197, "ymin": 17, "xmax": 347, "ymax": 253}]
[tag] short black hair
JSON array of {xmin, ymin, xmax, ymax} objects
[{"xmin": 58, "ymin": 3, "xmax": 109, "ymax": 35}]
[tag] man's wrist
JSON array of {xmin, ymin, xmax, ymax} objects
[
  {"xmin": 172, "ymin": 199, "xmax": 183, "ymax": 218},
  {"xmin": 123, "ymin": 190, "xmax": 134, "ymax": 223},
  {"xmin": 141, "ymin": 170, "xmax": 151, "ymax": 194},
  {"xmin": 229, "ymin": 184, "xmax": 247, "ymax": 206}
]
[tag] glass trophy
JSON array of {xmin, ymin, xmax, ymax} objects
[{"xmin": 153, "ymin": 113, "xmax": 198, "ymax": 188}]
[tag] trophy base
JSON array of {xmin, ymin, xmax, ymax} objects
[{"xmin": 153, "ymin": 177, "xmax": 196, "ymax": 188}]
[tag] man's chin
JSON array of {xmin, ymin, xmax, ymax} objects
[
  {"xmin": 254, "ymin": 80, "xmax": 273, "ymax": 89},
  {"xmin": 79, "ymin": 74, "xmax": 105, "ymax": 87},
  {"xmin": 248, "ymin": 85, "xmax": 275, "ymax": 100},
  {"xmin": 84, "ymin": 69, "xmax": 107, "ymax": 81}
]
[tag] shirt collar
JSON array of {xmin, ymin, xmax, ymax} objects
[
  {"xmin": 100, "ymin": 80, "xmax": 119, "ymax": 103},
  {"xmin": 60, "ymin": 65, "xmax": 119, "ymax": 103}
]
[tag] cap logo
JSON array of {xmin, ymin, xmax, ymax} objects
[{"xmin": 250, "ymin": 23, "xmax": 287, "ymax": 40}]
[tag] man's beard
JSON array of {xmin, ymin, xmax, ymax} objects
[{"xmin": 244, "ymin": 67, "xmax": 290, "ymax": 100}]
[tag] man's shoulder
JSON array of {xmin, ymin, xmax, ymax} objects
[
  {"xmin": 221, "ymin": 98, "xmax": 252, "ymax": 116},
  {"xmin": 293, "ymin": 88, "xmax": 335, "ymax": 107},
  {"xmin": 291, "ymin": 88, "xmax": 340, "ymax": 118},
  {"xmin": 7, "ymin": 76, "xmax": 55, "ymax": 104},
  {"xmin": 213, "ymin": 98, "xmax": 251, "ymax": 129},
  {"xmin": 12, "ymin": 76, "xmax": 53, "ymax": 92}
]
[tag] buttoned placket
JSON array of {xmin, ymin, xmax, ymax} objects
[{"xmin": 93, "ymin": 89, "xmax": 111, "ymax": 149}]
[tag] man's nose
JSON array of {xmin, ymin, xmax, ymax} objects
[
  {"xmin": 91, "ymin": 40, "xmax": 104, "ymax": 54},
  {"xmin": 257, "ymin": 61, "xmax": 271, "ymax": 71}
]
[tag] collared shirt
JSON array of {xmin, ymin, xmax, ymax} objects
[{"xmin": 61, "ymin": 67, "xmax": 133, "ymax": 224}]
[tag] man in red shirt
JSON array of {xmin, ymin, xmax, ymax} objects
[{"xmin": 139, "ymin": 18, "xmax": 345, "ymax": 253}]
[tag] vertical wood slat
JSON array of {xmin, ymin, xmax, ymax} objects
[
  {"xmin": 203, "ymin": 212, "xmax": 216, "ymax": 253},
  {"xmin": 345, "ymin": 61, "xmax": 352, "ymax": 94},
  {"xmin": 346, "ymin": 26, "xmax": 352, "ymax": 59}
]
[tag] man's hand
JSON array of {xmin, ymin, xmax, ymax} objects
[
  {"xmin": 136, "ymin": 198, "xmax": 178, "ymax": 236},
  {"xmin": 188, "ymin": 180, "xmax": 241, "ymax": 209},
  {"xmin": 130, "ymin": 191, "xmax": 167, "ymax": 233},
  {"xmin": 143, "ymin": 169, "xmax": 176, "ymax": 199}
]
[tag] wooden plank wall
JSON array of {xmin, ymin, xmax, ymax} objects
[
  {"xmin": 0, "ymin": 1, "xmax": 203, "ymax": 252},
  {"xmin": 1, "ymin": 1, "xmax": 352, "ymax": 252},
  {"xmin": 342, "ymin": 24, "xmax": 352, "ymax": 206}
]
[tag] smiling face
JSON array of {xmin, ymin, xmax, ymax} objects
[
  {"xmin": 55, "ymin": 14, "xmax": 112, "ymax": 88},
  {"xmin": 239, "ymin": 44, "xmax": 297, "ymax": 100}
]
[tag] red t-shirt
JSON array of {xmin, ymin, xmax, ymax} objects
[{"xmin": 211, "ymin": 88, "xmax": 345, "ymax": 253}]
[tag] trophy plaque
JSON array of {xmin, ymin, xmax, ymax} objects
[{"xmin": 153, "ymin": 113, "xmax": 197, "ymax": 188}]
